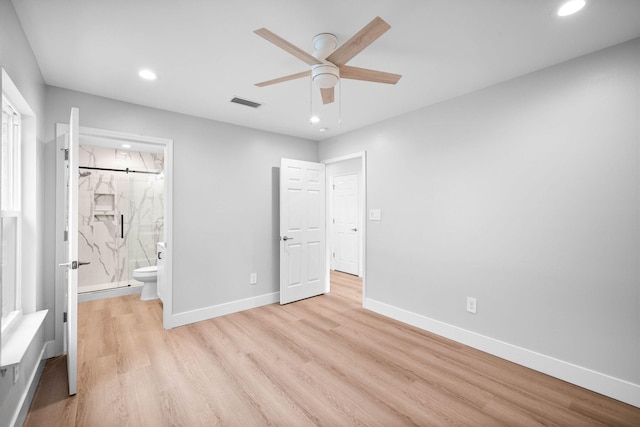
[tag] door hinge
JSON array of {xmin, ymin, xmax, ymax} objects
[
  {"xmin": 64, "ymin": 149, "xmax": 69, "ymax": 161},
  {"xmin": 64, "ymin": 230, "xmax": 68, "ymax": 242},
  {"xmin": 63, "ymin": 312, "xmax": 67, "ymax": 323},
  {"xmin": 332, "ymin": 252, "xmax": 335, "ymax": 258},
  {"xmin": 333, "ymin": 184, "xmax": 335, "ymax": 190}
]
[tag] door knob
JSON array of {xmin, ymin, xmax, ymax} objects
[
  {"xmin": 282, "ymin": 236, "xmax": 294, "ymax": 241},
  {"xmin": 351, "ymin": 228, "xmax": 358, "ymax": 232},
  {"xmin": 78, "ymin": 261, "xmax": 91, "ymax": 266}
]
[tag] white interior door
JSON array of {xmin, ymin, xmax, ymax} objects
[
  {"xmin": 280, "ymin": 158, "xmax": 326, "ymax": 304},
  {"xmin": 333, "ymin": 173, "xmax": 359, "ymax": 275},
  {"xmin": 61, "ymin": 107, "xmax": 79, "ymax": 395}
]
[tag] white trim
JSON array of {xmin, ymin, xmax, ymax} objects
[
  {"xmin": 171, "ymin": 292, "xmax": 280, "ymax": 328},
  {"xmin": 13, "ymin": 344, "xmax": 47, "ymax": 427},
  {"xmin": 364, "ymin": 297, "xmax": 640, "ymax": 408},
  {"xmin": 162, "ymin": 139, "xmax": 173, "ymax": 329},
  {"xmin": 42, "ymin": 339, "xmax": 57, "ymax": 360},
  {"xmin": 79, "ymin": 126, "xmax": 171, "ymax": 147},
  {"xmin": 0, "ymin": 310, "xmax": 47, "ymax": 368},
  {"xmin": 53, "ymin": 129, "xmax": 66, "ymax": 357}
]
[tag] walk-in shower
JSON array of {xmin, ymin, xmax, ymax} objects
[{"xmin": 77, "ymin": 144, "xmax": 164, "ymax": 294}]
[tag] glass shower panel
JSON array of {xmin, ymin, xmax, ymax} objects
[
  {"xmin": 115, "ymin": 170, "xmax": 130, "ymax": 287},
  {"xmin": 78, "ymin": 169, "xmax": 130, "ymax": 292},
  {"xmin": 127, "ymin": 171, "xmax": 164, "ymax": 284}
]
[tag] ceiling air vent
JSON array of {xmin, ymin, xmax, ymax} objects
[{"xmin": 230, "ymin": 97, "xmax": 262, "ymax": 109}]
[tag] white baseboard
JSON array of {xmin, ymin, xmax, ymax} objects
[
  {"xmin": 13, "ymin": 343, "xmax": 47, "ymax": 427},
  {"xmin": 42, "ymin": 339, "xmax": 59, "ymax": 359},
  {"xmin": 171, "ymin": 292, "xmax": 280, "ymax": 328},
  {"xmin": 364, "ymin": 297, "xmax": 640, "ymax": 408}
]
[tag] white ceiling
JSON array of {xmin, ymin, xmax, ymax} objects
[{"xmin": 11, "ymin": 0, "xmax": 640, "ymax": 141}]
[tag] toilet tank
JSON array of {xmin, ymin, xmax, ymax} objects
[{"xmin": 157, "ymin": 242, "xmax": 166, "ymax": 303}]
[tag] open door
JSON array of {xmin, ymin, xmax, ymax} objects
[
  {"xmin": 332, "ymin": 173, "xmax": 359, "ymax": 275},
  {"xmin": 280, "ymin": 158, "xmax": 326, "ymax": 304},
  {"xmin": 59, "ymin": 107, "xmax": 79, "ymax": 395}
]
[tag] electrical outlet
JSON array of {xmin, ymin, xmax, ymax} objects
[
  {"xmin": 13, "ymin": 365, "xmax": 19, "ymax": 384},
  {"xmin": 250, "ymin": 273, "xmax": 257, "ymax": 284},
  {"xmin": 466, "ymin": 297, "xmax": 477, "ymax": 314}
]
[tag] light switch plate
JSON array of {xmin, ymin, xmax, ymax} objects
[{"xmin": 369, "ymin": 209, "xmax": 381, "ymax": 221}]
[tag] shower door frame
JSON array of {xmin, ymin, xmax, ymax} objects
[{"xmin": 54, "ymin": 125, "xmax": 174, "ymax": 352}]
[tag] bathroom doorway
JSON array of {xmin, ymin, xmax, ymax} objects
[
  {"xmin": 55, "ymin": 125, "xmax": 174, "ymax": 336},
  {"xmin": 323, "ymin": 152, "xmax": 366, "ymax": 303}
]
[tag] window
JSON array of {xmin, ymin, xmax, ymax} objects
[{"xmin": 1, "ymin": 95, "xmax": 21, "ymax": 329}]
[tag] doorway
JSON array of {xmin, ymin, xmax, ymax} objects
[
  {"xmin": 323, "ymin": 152, "xmax": 366, "ymax": 303},
  {"xmin": 55, "ymin": 124, "xmax": 174, "ymax": 361}
]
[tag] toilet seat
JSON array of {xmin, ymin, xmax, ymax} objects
[{"xmin": 133, "ymin": 265, "xmax": 157, "ymax": 280}]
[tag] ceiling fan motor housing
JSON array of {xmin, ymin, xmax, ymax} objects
[{"xmin": 312, "ymin": 63, "xmax": 340, "ymax": 89}]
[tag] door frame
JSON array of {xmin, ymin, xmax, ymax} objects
[
  {"xmin": 322, "ymin": 151, "xmax": 367, "ymax": 304},
  {"xmin": 55, "ymin": 125, "xmax": 174, "ymax": 355}
]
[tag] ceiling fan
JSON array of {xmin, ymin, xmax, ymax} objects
[{"xmin": 254, "ymin": 16, "xmax": 402, "ymax": 105}]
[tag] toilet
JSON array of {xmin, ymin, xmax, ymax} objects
[{"xmin": 133, "ymin": 265, "xmax": 158, "ymax": 301}]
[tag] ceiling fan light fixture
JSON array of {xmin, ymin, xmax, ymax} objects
[
  {"xmin": 310, "ymin": 116, "xmax": 320, "ymax": 124},
  {"xmin": 312, "ymin": 64, "xmax": 339, "ymax": 89}
]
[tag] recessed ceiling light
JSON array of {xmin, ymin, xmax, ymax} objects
[
  {"xmin": 121, "ymin": 144, "xmax": 131, "ymax": 148},
  {"xmin": 310, "ymin": 116, "xmax": 320, "ymax": 124},
  {"xmin": 138, "ymin": 69, "xmax": 157, "ymax": 80},
  {"xmin": 319, "ymin": 127, "xmax": 327, "ymax": 132},
  {"xmin": 557, "ymin": 0, "xmax": 586, "ymax": 17}
]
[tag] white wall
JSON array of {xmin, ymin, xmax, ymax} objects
[
  {"xmin": 319, "ymin": 39, "xmax": 640, "ymax": 402},
  {"xmin": 43, "ymin": 87, "xmax": 318, "ymax": 327},
  {"xmin": 0, "ymin": 0, "xmax": 47, "ymax": 425}
]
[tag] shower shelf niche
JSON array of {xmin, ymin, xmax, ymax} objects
[{"xmin": 94, "ymin": 193, "xmax": 116, "ymax": 221}]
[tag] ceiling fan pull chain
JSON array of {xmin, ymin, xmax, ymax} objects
[
  {"xmin": 309, "ymin": 75, "xmax": 312, "ymax": 123},
  {"xmin": 338, "ymin": 78, "xmax": 342, "ymax": 125}
]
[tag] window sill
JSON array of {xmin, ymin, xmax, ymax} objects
[{"xmin": 0, "ymin": 310, "xmax": 48, "ymax": 369}]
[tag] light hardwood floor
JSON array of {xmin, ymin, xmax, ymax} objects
[{"xmin": 26, "ymin": 271, "xmax": 640, "ymax": 426}]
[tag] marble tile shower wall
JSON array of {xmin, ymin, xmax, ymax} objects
[{"xmin": 78, "ymin": 145, "xmax": 164, "ymax": 291}]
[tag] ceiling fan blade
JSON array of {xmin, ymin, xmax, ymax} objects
[
  {"xmin": 255, "ymin": 70, "xmax": 311, "ymax": 87},
  {"xmin": 339, "ymin": 65, "xmax": 401, "ymax": 84},
  {"xmin": 254, "ymin": 28, "xmax": 323, "ymax": 66},
  {"xmin": 326, "ymin": 16, "xmax": 390, "ymax": 66},
  {"xmin": 320, "ymin": 87, "xmax": 335, "ymax": 104}
]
